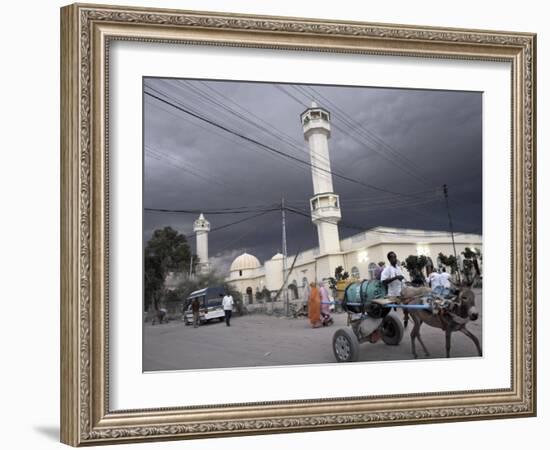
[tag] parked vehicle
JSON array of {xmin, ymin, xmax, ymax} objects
[{"xmin": 183, "ymin": 286, "xmax": 225, "ymax": 325}]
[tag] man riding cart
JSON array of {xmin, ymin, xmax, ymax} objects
[{"xmin": 333, "ymin": 251, "xmax": 427, "ymax": 362}]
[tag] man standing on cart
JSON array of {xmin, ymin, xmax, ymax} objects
[{"xmin": 380, "ymin": 251, "xmax": 405, "ymax": 299}]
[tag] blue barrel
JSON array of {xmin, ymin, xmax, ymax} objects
[{"xmin": 343, "ymin": 280, "xmax": 387, "ymax": 313}]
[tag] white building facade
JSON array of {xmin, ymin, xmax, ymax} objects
[{"xmin": 226, "ymin": 227, "xmax": 482, "ymax": 304}]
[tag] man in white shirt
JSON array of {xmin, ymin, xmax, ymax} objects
[
  {"xmin": 380, "ymin": 251, "xmax": 405, "ymax": 297},
  {"xmin": 429, "ymin": 270, "xmax": 442, "ymax": 290},
  {"xmin": 222, "ymin": 292, "xmax": 234, "ymax": 327},
  {"xmin": 440, "ymin": 268, "xmax": 452, "ymax": 288}
]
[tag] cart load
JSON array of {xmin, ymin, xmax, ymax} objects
[{"xmin": 342, "ymin": 280, "xmax": 388, "ymax": 316}]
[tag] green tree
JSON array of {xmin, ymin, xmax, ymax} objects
[
  {"xmin": 462, "ymin": 247, "xmax": 481, "ymax": 277},
  {"xmin": 438, "ymin": 252, "xmax": 458, "ymax": 274},
  {"xmin": 461, "ymin": 259, "xmax": 474, "ymax": 284},
  {"xmin": 402, "ymin": 255, "xmax": 429, "ymax": 285},
  {"xmin": 334, "ymin": 265, "xmax": 350, "ymax": 281},
  {"xmin": 144, "ymin": 226, "xmax": 197, "ymax": 311},
  {"xmin": 328, "ymin": 265, "xmax": 350, "ymax": 290},
  {"xmin": 255, "ymin": 286, "xmax": 272, "ymax": 303}
]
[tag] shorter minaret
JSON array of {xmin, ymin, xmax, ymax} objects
[{"xmin": 193, "ymin": 213, "xmax": 210, "ymax": 273}]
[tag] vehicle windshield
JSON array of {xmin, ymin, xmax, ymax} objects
[{"xmin": 186, "ymin": 287, "xmax": 225, "ymax": 310}]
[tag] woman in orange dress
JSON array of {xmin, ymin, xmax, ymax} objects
[{"xmin": 308, "ymin": 282, "xmax": 322, "ymax": 328}]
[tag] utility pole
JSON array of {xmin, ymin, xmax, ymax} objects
[
  {"xmin": 189, "ymin": 254, "xmax": 194, "ymax": 278},
  {"xmin": 443, "ymin": 184, "xmax": 461, "ymax": 283},
  {"xmin": 281, "ymin": 197, "xmax": 289, "ymax": 316}
]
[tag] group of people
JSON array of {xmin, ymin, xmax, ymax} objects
[
  {"xmin": 306, "ymin": 251, "xmax": 456, "ymax": 326},
  {"xmin": 379, "ymin": 251, "xmax": 454, "ymax": 298},
  {"xmin": 194, "ymin": 251, "xmax": 454, "ymax": 331},
  {"xmin": 428, "ymin": 267, "xmax": 452, "ymax": 296}
]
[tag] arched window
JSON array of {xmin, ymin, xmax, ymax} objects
[
  {"xmin": 351, "ymin": 266, "xmax": 360, "ymax": 279},
  {"xmin": 302, "ymin": 277, "xmax": 308, "ymax": 288},
  {"xmin": 368, "ymin": 262, "xmax": 378, "ymax": 280}
]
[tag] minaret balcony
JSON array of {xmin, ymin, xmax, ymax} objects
[
  {"xmin": 310, "ymin": 193, "xmax": 341, "ymax": 223},
  {"xmin": 302, "ymin": 118, "xmax": 331, "ymax": 138},
  {"xmin": 301, "ymin": 104, "xmax": 331, "ymax": 138}
]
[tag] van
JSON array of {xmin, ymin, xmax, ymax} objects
[{"xmin": 183, "ymin": 286, "xmax": 225, "ymax": 325}]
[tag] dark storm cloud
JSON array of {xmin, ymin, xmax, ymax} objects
[{"xmin": 143, "ymin": 78, "xmax": 482, "ymax": 273}]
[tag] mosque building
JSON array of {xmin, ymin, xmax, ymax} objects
[{"xmin": 193, "ymin": 102, "xmax": 482, "ymax": 303}]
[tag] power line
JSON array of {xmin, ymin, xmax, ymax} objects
[
  {"xmin": 145, "ymin": 146, "xmax": 243, "ymax": 196},
  {"xmin": 192, "ymin": 80, "xmax": 337, "ymax": 183},
  {"xmin": 282, "ymin": 187, "xmax": 439, "ymax": 208},
  {"xmin": 296, "ymin": 84, "xmax": 434, "ymax": 187},
  {"xmin": 145, "ymin": 84, "xmax": 313, "ymax": 176},
  {"xmin": 182, "ymin": 81, "xmax": 319, "ymax": 158},
  {"xmin": 187, "ymin": 209, "xmax": 278, "ymax": 239},
  {"xmin": 145, "ymin": 98, "xmax": 295, "ymax": 170},
  {"xmin": 145, "ymin": 206, "xmax": 280, "ymax": 215},
  {"xmin": 274, "ymin": 85, "xmax": 307, "ymax": 107},
  {"xmin": 144, "ymin": 88, "xmax": 435, "ymax": 201},
  {"xmin": 285, "ymin": 205, "xmax": 480, "ymax": 237},
  {"xmin": 199, "ymin": 81, "xmax": 310, "ymax": 150},
  {"xmin": 285, "ymin": 206, "xmax": 364, "ymax": 232}
]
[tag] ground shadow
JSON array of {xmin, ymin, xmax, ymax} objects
[{"xmin": 33, "ymin": 425, "xmax": 59, "ymax": 441}]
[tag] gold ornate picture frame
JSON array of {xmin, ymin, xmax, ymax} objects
[{"xmin": 60, "ymin": 3, "xmax": 536, "ymax": 446}]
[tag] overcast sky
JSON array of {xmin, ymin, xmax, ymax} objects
[{"xmin": 143, "ymin": 78, "xmax": 482, "ymax": 273}]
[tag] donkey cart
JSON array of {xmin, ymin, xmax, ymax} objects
[{"xmin": 332, "ymin": 280, "xmax": 430, "ymax": 363}]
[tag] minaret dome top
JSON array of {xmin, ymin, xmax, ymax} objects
[{"xmin": 193, "ymin": 213, "xmax": 211, "ymax": 232}]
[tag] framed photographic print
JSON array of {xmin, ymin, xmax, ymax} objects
[{"xmin": 60, "ymin": 3, "xmax": 536, "ymax": 446}]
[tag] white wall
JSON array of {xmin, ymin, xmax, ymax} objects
[{"xmin": 0, "ymin": 1, "xmax": 546, "ymax": 449}]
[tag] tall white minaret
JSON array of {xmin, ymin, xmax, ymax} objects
[
  {"xmin": 193, "ymin": 213, "xmax": 210, "ymax": 273},
  {"xmin": 301, "ymin": 102, "xmax": 342, "ymax": 255}
]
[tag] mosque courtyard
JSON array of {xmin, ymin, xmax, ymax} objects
[{"xmin": 143, "ymin": 289, "xmax": 482, "ymax": 372}]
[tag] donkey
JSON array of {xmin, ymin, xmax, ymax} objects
[{"xmin": 404, "ymin": 282, "xmax": 482, "ymax": 358}]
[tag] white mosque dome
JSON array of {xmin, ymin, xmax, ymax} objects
[
  {"xmin": 271, "ymin": 253, "xmax": 284, "ymax": 260},
  {"xmin": 230, "ymin": 253, "xmax": 261, "ymax": 272}
]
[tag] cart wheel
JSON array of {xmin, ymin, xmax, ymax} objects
[
  {"xmin": 333, "ymin": 328, "xmax": 360, "ymax": 362},
  {"xmin": 381, "ymin": 312, "xmax": 404, "ymax": 345}
]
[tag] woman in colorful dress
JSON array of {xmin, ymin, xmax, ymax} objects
[{"xmin": 308, "ymin": 282, "xmax": 322, "ymax": 328}]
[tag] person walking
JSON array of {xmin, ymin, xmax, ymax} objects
[
  {"xmin": 302, "ymin": 282, "xmax": 311, "ymax": 316},
  {"xmin": 222, "ymin": 291, "xmax": 234, "ymax": 327},
  {"xmin": 191, "ymin": 297, "xmax": 201, "ymax": 328},
  {"xmin": 307, "ymin": 282, "xmax": 322, "ymax": 328},
  {"xmin": 374, "ymin": 261, "xmax": 385, "ymax": 281},
  {"xmin": 319, "ymin": 281, "xmax": 332, "ymax": 325}
]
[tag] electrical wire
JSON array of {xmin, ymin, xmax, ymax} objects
[{"xmin": 144, "ymin": 88, "xmax": 436, "ymax": 201}]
